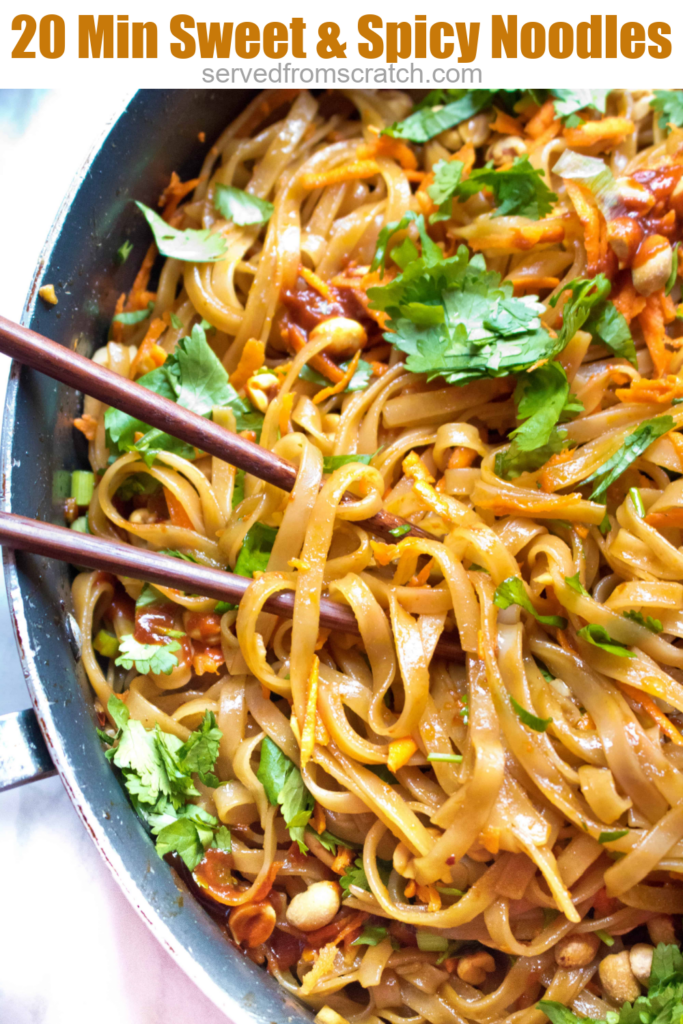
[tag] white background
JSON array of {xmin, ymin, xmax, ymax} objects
[
  {"xmin": 0, "ymin": 0, "xmax": 681, "ymax": 89},
  {"xmin": 0, "ymin": 89, "xmax": 231, "ymax": 1024}
]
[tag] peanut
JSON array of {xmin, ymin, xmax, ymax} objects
[
  {"xmin": 229, "ymin": 900, "xmax": 277, "ymax": 948},
  {"xmin": 599, "ymin": 950, "xmax": 641, "ymax": 1005},
  {"xmin": 309, "ymin": 317, "xmax": 367, "ymax": 360},
  {"xmin": 487, "ymin": 135, "xmax": 527, "ymax": 165},
  {"xmin": 629, "ymin": 943, "xmax": 654, "ymax": 984},
  {"xmin": 554, "ymin": 931, "xmax": 601, "ymax": 968},
  {"xmin": 285, "ymin": 880, "xmax": 340, "ymax": 932},
  {"xmin": 457, "ymin": 951, "xmax": 496, "ymax": 987}
]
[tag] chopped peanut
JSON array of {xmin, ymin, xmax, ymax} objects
[
  {"xmin": 229, "ymin": 900, "xmax": 277, "ymax": 948},
  {"xmin": 554, "ymin": 931, "xmax": 600, "ymax": 968},
  {"xmin": 599, "ymin": 951, "xmax": 641, "ymax": 1005},
  {"xmin": 647, "ymin": 914, "xmax": 676, "ymax": 946},
  {"xmin": 457, "ymin": 951, "xmax": 496, "ymax": 987},
  {"xmin": 629, "ymin": 944, "xmax": 654, "ymax": 984}
]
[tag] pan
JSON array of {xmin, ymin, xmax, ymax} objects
[{"xmin": 0, "ymin": 88, "xmax": 314, "ymax": 1024}]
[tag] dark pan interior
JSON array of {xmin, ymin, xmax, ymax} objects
[{"xmin": 2, "ymin": 88, "xmax": 314, "ymax": 1024}]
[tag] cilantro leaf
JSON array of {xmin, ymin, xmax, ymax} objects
[
  {"xmin": 105, "ymin": 321, "xmax": 263, "ymax": 462},
  {"xmin": 494, "ymin": 576, "xmax": 567, "ymax": 628},
  {"xmin": 113, "ymin": 301, "xmax": 154, "ymax": 326},
  {"xmin": 599, "ymin": 829, "xmax": 629, "ymax": 843},
  {"xmin": 550, "ymin": 275, "xmax": 637, "ymax": 367},
  {"xmin": 550, "ymin": 89, "xmax": 609, "ymax": 123},
  {"xmin": 135, "ymin": 584, "xmax": 171, "ymax": 611},
  {"xmin": 213, "ymin": 184, "xmax": 273, "ymax": 227},
  {"xmin": 135, "ymin": 201, "xmax": 228, "ymax": 263},
  {"xmin": 312, "ymin": 829, "xmax": 356, "ymax": 855},
  {"xmin": 256, "ymin": 736, "xmax": 313, "ymax": 852},
  {"xmin": 154, "ymin": 818, "xmax": 206, "ymax": 870},
  {"xmin": 383, "ymin": 89, "xmax": 499, "ymax": 143},
  {"xmin": 368, "ymin": 222, "xmax": 560, "ymax": 388},
  {"xmin": 352, "ymin": 924, "xmax": 389, "ymax": 946},
  {"xmin": 340, "ymin": 856, "xmax": 393, "ymax": 894},
  {"xmin": 577, "ymin": 624, "xmax": 636, "ymax": 658},
  {"xmin": 565, "ymin": 573, "xmax": 589, "ymax": 597},
  {"xmin": 582, "ymin": 416, "xmax": 675, "ymax": 500},
  {"xmin": 495, "ymin": 432, "xmax": 567, "ymax": 482},
  {"xmin": 449, "ymin": 155, "xmax": 558, "ymax": 220},
  {"xmin": 623, "ymin": 610, "xmax": 663, "ymax": 633},
  {"xmin": 427, "ymin": 160, "xmax": 464, "ymax": 223},
  {"xmin": 234, "ymin": 521, "xmax": 277, "ymax": 578},
  {"xmin": 176, "ymin": 710, "xmax": 222, "ymax": 787},
  {"xmin": 116, "ymin": 240, "xmax": 134, "ymax": 265},
  {"xmin": 510, "ymin": 695, "xmax": 553, "ymax": 733},
  {"xmin": 115, "ymin": 635, "xmax": 181, "ymax": 675},
  {"xmin": 498, "ymin": 362, "xmax": 580, "ymax": 479},
  {"xmin": 651, "ymin": 90, "xmax": 683, "ymax": 133},
  {"xmin": 300, "ymin": 358, "xmax": 373, "ymax": 393}
]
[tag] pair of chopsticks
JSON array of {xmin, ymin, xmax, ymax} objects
[{"xmin": 0, "ymin": 314, "xmax": 463, "ymax": 660}]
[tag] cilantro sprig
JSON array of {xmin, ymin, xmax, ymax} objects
[
  {"xmin": 136, "ymin": 201, "xmax": 229, "ymax": 263},
  {"xmin": 102, "ymin": 696, "xmax": 228, "ymax": 870},
  {"xmin": 368, "ymin": 214, "xmax": 560, "ymax": 388},
  {"xmin": 650, "ymin": 91, "xmax": 683, "ymax": 134},
  {"xmin": 550, "ymin": 275, "xmax": 637, "ymax": 367},
  {"xmin": 213, "ymin": 184, "xmax": 273, "ymax": 227},
  {"xmin": 428, "ymin": 155, "xmax": 557, "ymax": 222},
  {"xmin": 577, "ymin": 624, "xmax": 636, "ymax": 658}
]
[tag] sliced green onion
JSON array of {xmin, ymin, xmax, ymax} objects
[
  {"xmin": 427, "ymin": 753, "xmax": 463, "ymax": 763},
  {"xmin": 93, "ymin": 629, "xmax": 119, "ymax": 658},
  {"xmin": 598, "ymin": 829, "xmax": 629, "ymax": 844},
  {"xmin": 70, "ymin": 515, "xmax": 90, "ymax": 534},
  {"xmin": 628, "ymin": 487, "xmax": 645, "ymax": 518},
  {"xmin": 389, "ymin": 524, "xmax": 411, "ymax": 538},
  {"xmin": 416, "ymin": 930, "xmax": 449, "ymax": 952},
  {"xmin": 595, "ymin": 929, "xmax": 615, "ymax": 947},
  {"xmin": 435, "ymin": 886, "xmax": 464, "ymax": 896},
  {"xmin": 71, "ymin": 471, "xmax": 95, "ymax": 507}
]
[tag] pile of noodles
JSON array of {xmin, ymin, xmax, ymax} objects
[{"xmin": 71, "ymin": 88, "xmax": 683, "ymax": 1023}]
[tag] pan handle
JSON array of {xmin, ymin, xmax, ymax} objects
[{"xmin": 0, "ymin": 708, "xmax": 57, "ymax": 792}]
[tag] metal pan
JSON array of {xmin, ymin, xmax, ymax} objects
[{"xmin": 0, "ymin": 89, "xmax": 314, "ymax": 1024}]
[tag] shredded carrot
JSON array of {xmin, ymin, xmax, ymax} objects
[
  {"xmin": 403, "ymin": 451, "xmax": 434, "ymax": 483},
  {"xmin": 128, "ymin": 244, "xmax": 157, "ymax": 311},
  {"xmin": 370, "ymin": 361, "xmax": 389, "ymax": 377},
  {"xmin": 638, "ymin": 290, "xmax": 671, "ymax": 377},
  {"xmin": 525, "ymin": 100, "xmax": 557, "ymax": 140},
  {"xmin": 73, "ymin": 414, "xmax": 98, "ymax": 441},
  {"xmin": 405, "ymin": 170, "xmax": 427, "ymax": 182},
  {"xmin": 288, "ymin": 324, "xmax": 345, "ymax": 384},
  {"xmin": 301, "ymin": 160, "xmax": 381, "ymax": 191},
  {"xmin": 611, "ymin": 275, "xmax": 647, "ymax": 325},
  {"xmin": 371, "ymin": 540, "xmax": 400, "ymax": 566},
  {"xmin": 299, "ymin": 943, "xmax": 338, "ymax": 995},
  {"xmin": 387, "ymin": 737, "xmax": 418, "ymax": 772},
  {"xmin": 490, "ymin": 108, "xmax": 524, "ymax": 136},
  {"xmin": 163, "ymin": 487, "xmax": 194, "ymax": 530},
  {"xmin": 330, "ymin": 846, "xmax": 354, "ymax": 876},
  {"xmin": 527, "ymin": 119, "xmax": 562, "ymax": 152},
  {"xmin": 315, "ymin": 627, "xmax": 331, "ymax": 651},
  {"xmin": 448, "ymin": 447, "xmax": 477, "ymax": 470},
  {"xmin": 299, "ymin": 265, "xmax": 334, "ymax": 302},
  {"xmin": 415, "ymin": 883, "xmax": 442, "ymax": 912},
  {"xmin": 645, "ymin": 508, "xmax": 683, "ymax": 529},
  {"xmin": 301, "ymin": 655, "xmax": 320, "ymax": 768},
  {"xmin": 404, "ymin": 879, "xmax": 416, "ymax": 898},
  {"xmin": 278, "ymin": 392, "xmax": 295, "ymax": 437},
  {"xmin": 539, "ymin": 447, "xmax": 580, "ymax": 493},
  {"xmin": 616, "ymin": 375, "xmax": 683, "ymax": 405},
  {"xmin": 111, "ymin": 292, "xmax": 126, "ymax": 343},
  {"xmin": 357, "ymin": 133, "xmax": 418, "ymax": 171},
  {"xmin": 510, "ymin": 275, "xmax": 560, "ymax": 294},
  {"xmin": 128, "ymin": 317, "xmax": 167, "ymax": 379},
  {"xmin": 229, "ymin": 339, "xmax": 265, "ymax": 391},
  {"xmin": 408, "ymin": 558, "xmax": 434, "ymax": 588},
  {"xmin": 565, "ymin": 180, "xmax": 604, "ymax": 275},
  {"xmin": 452, "ymin": 142, "xmax": 476, "ymax": 178},
  {"xmin": 563, "ymin": 117, "xmax": 635, "ymax": 149},
  {"xmin": 159, "ymin": 171, "xmax": 200, "ymax": 221},
  {"xmin": 312, "ymin": 802, "xmax": 326, "ymax": 835},
  {"xmin": 412, "ymin": 479, "xmax": 468, "ymax": 526},
  {"xmin": 619, "ymin": 682, "xmax": 683, "ymax": 746},
  {"xmin": 443, "ymin": 958, "xmax": 459, "ymax": 974},
  {"xmin": 313, "ymin": 350, "xmax": 360, "ymax": 404}
]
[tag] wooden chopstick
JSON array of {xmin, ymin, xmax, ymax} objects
[
  {"xmin": 0, "ymin": 315, "xmax": 429, "ymax": 542},
  {"xmin": 0, "ymin": 511, "xmax": 464, "ymax": 661}
]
